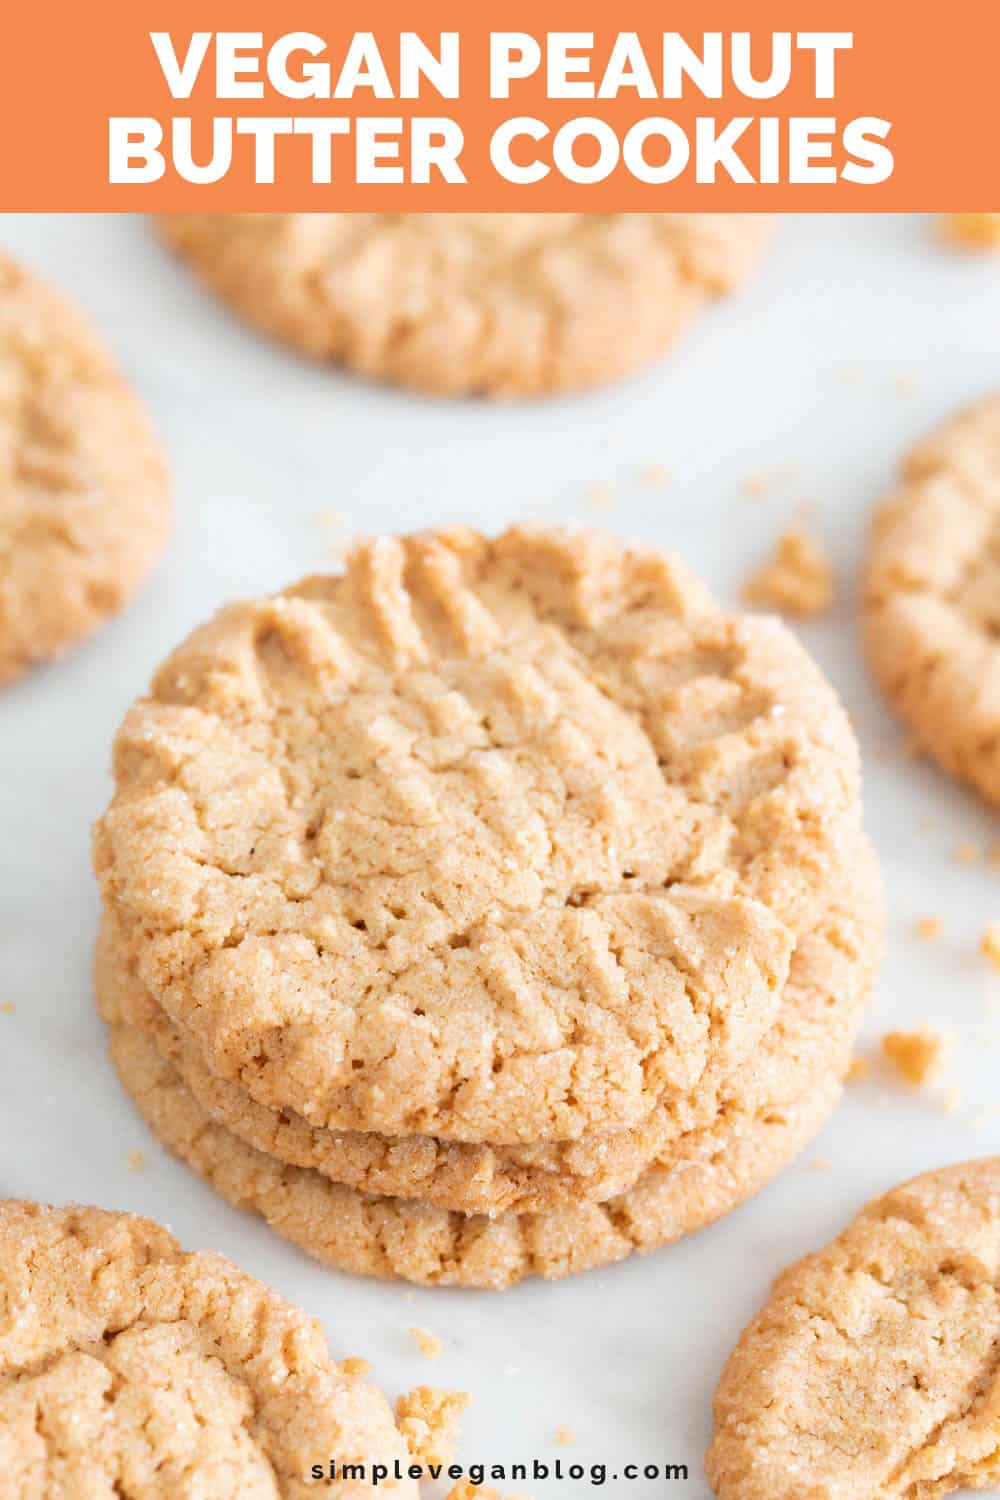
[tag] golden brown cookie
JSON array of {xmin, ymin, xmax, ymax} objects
[
  {"xmin": 707, "ymin": 1157, "xmax": 1000, "ymax": 1500},
  {"xmin": 95, "ymin": 899, "xmax": 786, "ymax": 1215},
  {"xmin": 0, "ymin": 253, "xmax": 169, "ymax": 685},
  {"xmin": 95, "ymin": 832, "xmax": 880, "ymax": 1216},
  {"xmin": 941, "ymin": 213, "xmax": 1000, "ymax": 249},
  {"xmin": 864, "ymin": 394, "xmax": 1000, "ymax": 806},
  {"xmin": 158, "ymin": 214, "xmax": 771, "ymax": 397},
  {"xmin": 0, "ymin": 1200, "xmax": 417, "ymax": 1496},
  {"xmin": 106, "ymin": 851, "xmax": 879, "ymax": 1288},
  {"xmin": 93, "ymin": 526, "xmax": 862, "ymax": 1148}
]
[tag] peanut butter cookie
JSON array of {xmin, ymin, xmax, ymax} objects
[
  {"xmin": 158, "ymin": 214, "xmax": 771, "ymax": 397},
  {"xmin": 0, "ymin": 1200, "xmax": 416, "ymax": 1496},
  {"xmin": 865, "ymin": 394, "xmax": 1000, "ymax": 805},
  {"xmin": 94, "ymin": 527, "xmax": 862, "ymax": 1147},
  {"xmin": 708, "ymin": 1157, "xmax": 1000, "ymax": 1500},
  {"xmin": 107, "ymin": 849, "xmax": 879, "ymax": 1288},
  {"xmin": 0, "ymin": 253, "xmax": 169, "ymax": 685}
]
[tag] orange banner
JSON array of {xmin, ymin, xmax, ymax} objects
[{"xmin": 0, "ymin": 1, "xmax": 995, "ymax": 210}]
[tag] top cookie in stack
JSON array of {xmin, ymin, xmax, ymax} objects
[{"xmin": 94, "ymin": 526, "xmax": 878, "ymax": 1287}]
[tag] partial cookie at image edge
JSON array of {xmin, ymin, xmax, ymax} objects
[
  {"xmin": 707, "ymin": 1157, "xmax": 1000, "ymax": 1500},
  {"xmin": 0, "ymin": 252, "xmax": 170, "ymax": 686},
  {"xmin": 864, "ymin": 393, "xmax": 1000, "ymax": 806},
  {"xmin": 0, "ymin": 1199, "xmax": 418, "ymax": 1498}
]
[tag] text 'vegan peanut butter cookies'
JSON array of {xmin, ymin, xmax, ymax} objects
[
  {"xmin": 106, "ymin": 845, "xmax": 880, "ymax": 1288},
  {"xmin": 93, "ymin": 526, "xmax": 862, "ymax": 1148},
  {"xmin": 0, "ymin": 253, "xmax": 170, "ymax": 686},
  {"xmin": 95, "ymin": 832, "xmax": 879, "ymax": 1218},
  {"xmin": 707, "ymin": 1158, "xmax": 1000, "ymax": 1500},
  {"xmin": 0, "ymin": 1200, "xmax": 417, "ymax": 1497},
  {"xmin": 157, "ymin": 214, "xmax": 771, "ymax": 397},
  {"xmin": 864, "ymin": 394, "xmax": 1000, "ymax": 806}
]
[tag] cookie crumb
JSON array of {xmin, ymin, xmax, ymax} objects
[
  {"xmin": 316, "ymin": 507, "xmax": 345, "ymax": 531},
  {"xmin": 941, "ymin": 213, "xmax": 1000, "ymax": 250},
  {"xmin": 0, "ymin": 1002, "xmax": 15, "ymax": 1015},
  {"xmin": 408, "ymin": 1326, "xmax": 444, "ymax": 1360},
  {"xmin": 444, "ymin": 1482, "xmax": 484, "ymax": 1500},
  {"xmin": 741, "ymin": 528, "xmax": 834, "ymax": 618},
  {"xmin": 914, "ymin": 915, "xmax": 942, "ymax": 941},
  {"xmin": 339, "ymin": 1356, "xmax": 371, "ymax": 1379},
  {"xmin": 940, "ymin": 1085, "xmax": 964, "ymax": 1115},
  {"xmin": 397, "ymin": 1386, "xmax": 469, "ymax": 1467},
  {"xmin": 126, "ymin": 1150, "xmax": 146, "ymax": 1173},
  {"xmin": 982, "ymin": 924, "xmax": 1000, "ymax": 970},
  {"xmin": 811, "ymin": 1158, "xmax": 833, "ymax": 1171},
  {"xmin": 584, "ymin": 482, "xmax": 615, "ymax": 513},
  {"xmin": 639, "ymin": 464, "xmax": 670, "ymax": 487},
  {"xmin": 740, "ymin": 463, "xmax": 799, "ymax": 499},
  {"xmin": 954, "ymin": 841, "xmax": 981, "ymax": 865},
  {"xmin": 741, "ymin": 471, "xmax": 769, "ymax": 498},
  {"xmin": 444, "ymin": 1486, "xmax": 528, "ymax": 1500},
  {"xmin": 881, "ymin": 1026, "xmax": 952, "ymax": 1088},
  {"xmin": 555, "ymin": 1424, "xmax": 576, "ymax": 1446},
  {"xmin": 845, "ymin": 1055, "xmax": 870, "ymax": 1083},
  {"xmin": 444, "ymin": 1484, "xmax": 526, "ymax": 1500}
]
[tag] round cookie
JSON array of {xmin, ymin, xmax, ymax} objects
[
  {"xmin": 107, "ymin": 855, "xmax": 879, "ymax": 1288},
  {"xmin": 0, "ymin": 253, "xmax": 170, "ymax": 685},
  {"xmin": 864, "ymin": 394, "xmax": 1000, "ymax": 806},
  {"xmin": 95, "ymin": 833, "xmax": 880, "ymax": 1216},
  {"xmin": 0, "ymin": 1200, "xmax": 417, "ymax": 1496},
  {"xmin": 93, "ymin": 526, "xmax": 861, "ymax": 1147},
  {"xmin": 158, "ymin": 214, "xmax": 772, "ymax": 397},
  {"xmin": 706, "ymin": 1158, "xmax": 1000, "ymax": 1500},
  {"xmin": 95, "ymin": 898, "xmax": 788, "ymax": 1215}
]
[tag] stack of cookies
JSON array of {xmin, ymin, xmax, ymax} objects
[{"xmin": 93, "ymin": 526, "xmax": 880, "ymax": 1289}]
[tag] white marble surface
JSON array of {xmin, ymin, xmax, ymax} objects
[{"xmin": 2, "ymin": 212, "xmax": 1000, "ymax": 1496}]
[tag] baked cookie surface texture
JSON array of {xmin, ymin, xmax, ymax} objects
[
  {"xmin": 105, "ymin": 843, "xmax": 880, "ymax": 1288},
  {"xmin": 0, "ymin": 253, "xmax": 169, "ymax": 685},
  {"xmin": 93, "ymin": 526, "xmax": 877, "ymax": 1286},
  {"xmin": 865, "ymin": 394, "xmax": 1000, "ymax": 805},
  {"xmin": 0, "ymin": 1200, "xmax": 417, "ymax": 1497},
  {"xmin": 707, "ymin": 1157, "xmax": 1000, "ymax": 1500},
  {"xmin": 158, "ymin": 214, "xmax": 772, "ymax": 396}
]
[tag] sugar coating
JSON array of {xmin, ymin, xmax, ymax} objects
[
  {"xmin": 0, "ymin": 253, "xmax": 170, "ymax": 685},
  {"xmin": 158, "ymin": 214, "xmax": 772, "ymax": 397},
  {"xmin": 864, "ymin": 395, "xmax": 1000, "ymax": 807},
  {"xmin": 94, "ymin": 525, "xmax": 861, "ymax": 1148},
  {"xmin": 0, "ymin": 1201, "xmax": 416, "ymax": 1497},
  {"xmin": 707, "ymin": 1157, "xmax": 1000, "ymax": 1500}
]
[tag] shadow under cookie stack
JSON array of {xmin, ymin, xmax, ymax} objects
[{"xmin": 93, "ymin": 525, "xmax": 881, "ymax": 1290}]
